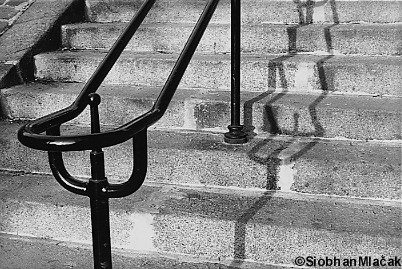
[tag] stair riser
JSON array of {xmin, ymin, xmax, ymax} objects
[
  {"xmin": 34, "ymin": 53, "xmax": 402, "ymax": 96},
  {"xmin": 3, "ymin": 202, "xmax": 401, "ymax": 267},
  {"xmin": 1, "ymin": 174, "xmax": 400, "ymax": 266},
  {"xmin": 86, "ymin": 0, "xmax": 402, "ymax": 24},
  {"xmin": 0, "ymin": 123, "xmax": 400, "ymax": 199},
  {"xmin": 2, "ymin": 85, "xmax": 401, "ymax": 140},
  {"xmin": 62, "ymin": 23, "xmax": 402, "ymax": 56},
  {"xmin": 0, "ymin": 234, "xmax": 281, "ymax": 269}
]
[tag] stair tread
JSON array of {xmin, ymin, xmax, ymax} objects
[
  {"xmin": 0, "ymin": 171, "xmax": 400, "ymax": 265},
  {"xmin": 36, "ymin": 49, "xmax": 402, "ymax": 61},
  {"xmin": 2, "ymin": 82, "xmax": 401, "ymax": 141},
  {"xmin": 0, "ymin": 120, "xmax": 400, "ymax": 199},
  {"xmin": 61, "ymin": 21, "xmax": 402, "ymax": 55},
  {"xmin": 34, "ymin": 50, "xmax": 402, "ymax": 71},
  {"xmin": 85, "ymin": 0, "xmax": 402, "ymax": 24},
  {"xmin": 0, "ymin": 234, "xmax": 278, "ymax": 269},
  {"xmin": 4, "ymin": 81, "xmax": 401, "ymax": 109},
  {"xmin": 33, "ymin": 51, "xmax": 402, "ymax": 96},
  {"xmin": 62, "ymin": 21, "xmax": 402, "ymax": 31}
]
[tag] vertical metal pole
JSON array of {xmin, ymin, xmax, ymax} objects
[
  {"xmin": 88, "ymin": 93, "xmax": 113, "ymax": 269},
  {"xmin": 224, "ymin": 0, "xmax": 247, "ymax": 144}
]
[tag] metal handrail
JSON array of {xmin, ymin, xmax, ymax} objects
[
  {"xmin": 18, "ymin": 0, "xmax": 221, "ymax": 152},
  {"xmin": 17, "ymin": 0, "xmax": 221, "ymax": 268}
]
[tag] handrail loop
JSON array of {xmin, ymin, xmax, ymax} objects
[
  {"xmin": 17, "ymin": 0, "xmax": 227, "ymax": 268},
  {"xmin": 27, "ymin": 0, "xmax": 221, "ymax": 199}
]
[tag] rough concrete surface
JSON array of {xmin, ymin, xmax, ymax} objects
[
  {"xmin": 0, "ymin": 0, "xmax": 84, "ymax": 61},
  {"xmin": 0, "ymin": 0, "xmax": 86, "ymax": 88},
  {"xmin": 0, "ymin": 121, "xmax": 400, "ymax": 199},
  {"xmin": 62, "ymin": 22, "xmax": 402, "ymax": 56},
  {"xmin": 0, "ymin": 172, "xmax": 400, "ymax": 266},
  {"xmin": 0, "ymin": 0, "xmax": 401, "ymax": 268},
  {"xmin": 0, "ymin": 0, "xmax": 32, "ymax": 87},
  {"xmin": 0, "ymin": 234, "xmax": 282, "ymax": 269},
  {"xmin": 86, "ymin": 0, "xmax": 402, "ymax": 24},
  {"xmin": 33, "ymin": 51, "xmax": 402, "ymax": 96},
  {"xmin": 0, "ymin": 0, "xmax": 31, "ymax": 36},
  {"xmin": 2, "ymin": 82, "xmax": 400, "ymax": 140}
]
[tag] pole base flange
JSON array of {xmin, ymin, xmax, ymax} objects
[{"xmin": 224, "ymin": 125, "xmax": 248, "ymax": 144}]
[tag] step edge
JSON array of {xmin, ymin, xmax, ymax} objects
[
  {"xmin": 0, "ymin": 232, "xmax": 299, "ymax": 269},
  {"xmin": 1, "ymin": 169, "xmax": 400, "ymax": 206}
]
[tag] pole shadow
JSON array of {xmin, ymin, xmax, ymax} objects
[
  {"xmin": 293, "ymin": 0, "xmax": 315, "ymax": 24},
  {"xmin": 228, "ymin": 1, "xmax": 340, "ymax": 267},
  {"xmin": 293, "ymin": 0, "xmax": 339, "ymax": 24}
]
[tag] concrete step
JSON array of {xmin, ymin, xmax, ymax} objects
[
  {"xmin": 0, "ymin": 121, "xmax": 400, "ymax": 199},
  {"xmin": 86, "ymin": 0, "xmax": 402, "ymax": 24},
  {"xmin": 33, "ymin": 51, "xmax": 402, "ymax": 96},
  {"xmin": 1, "ymin": 82, "xmax": 401, "ymax": 141},
  {"xmin": 62, "ymin": 22, "xmax": 402, "ymax": 56},
  {"xmin": 0, "ymin": 171, "xmax": 400, "ymax": 266},
  {"xmin": 1, "ymin": 233, "xmax": 279, "ymax": 269}
]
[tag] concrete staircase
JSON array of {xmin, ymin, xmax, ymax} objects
[{"xmin": 0, "ymin": 0, "xmax": 401, "ymax": 268}]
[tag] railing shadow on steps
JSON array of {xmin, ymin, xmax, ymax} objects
[
  {"xmin": 231, "ymin": 1, "xmax": 339, "ymax": 267},
  {"xmin": 17, "ymin": 0, "xmax": 221, "ymax": 268},
  {"xmin": 15, "ymin": 0, "xmax": 344, "ymax": 267},
  {"xmin": 293, "ymin": 0, "xmax": 339, "ymax": 25}
]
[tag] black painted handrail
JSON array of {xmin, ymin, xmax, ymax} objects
[
  {"xmin": 18, "ymin": 0, "xmax": 221, "ymax": 152},
  {"xmin": 17, "ymin": 1, "xmax": 223, "ymax": 268}
]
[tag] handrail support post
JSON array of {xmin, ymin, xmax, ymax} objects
[
  {"xmin": 224, "ymin": 0, "xmax": 247, "ymax": 144},
  {"xmin": 88, "ymin": 170, "xmax": 112, "ymax": 269},
  {"xmin": 88, "ymin": 93, "xmax": 113, "ymax": 269}
]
